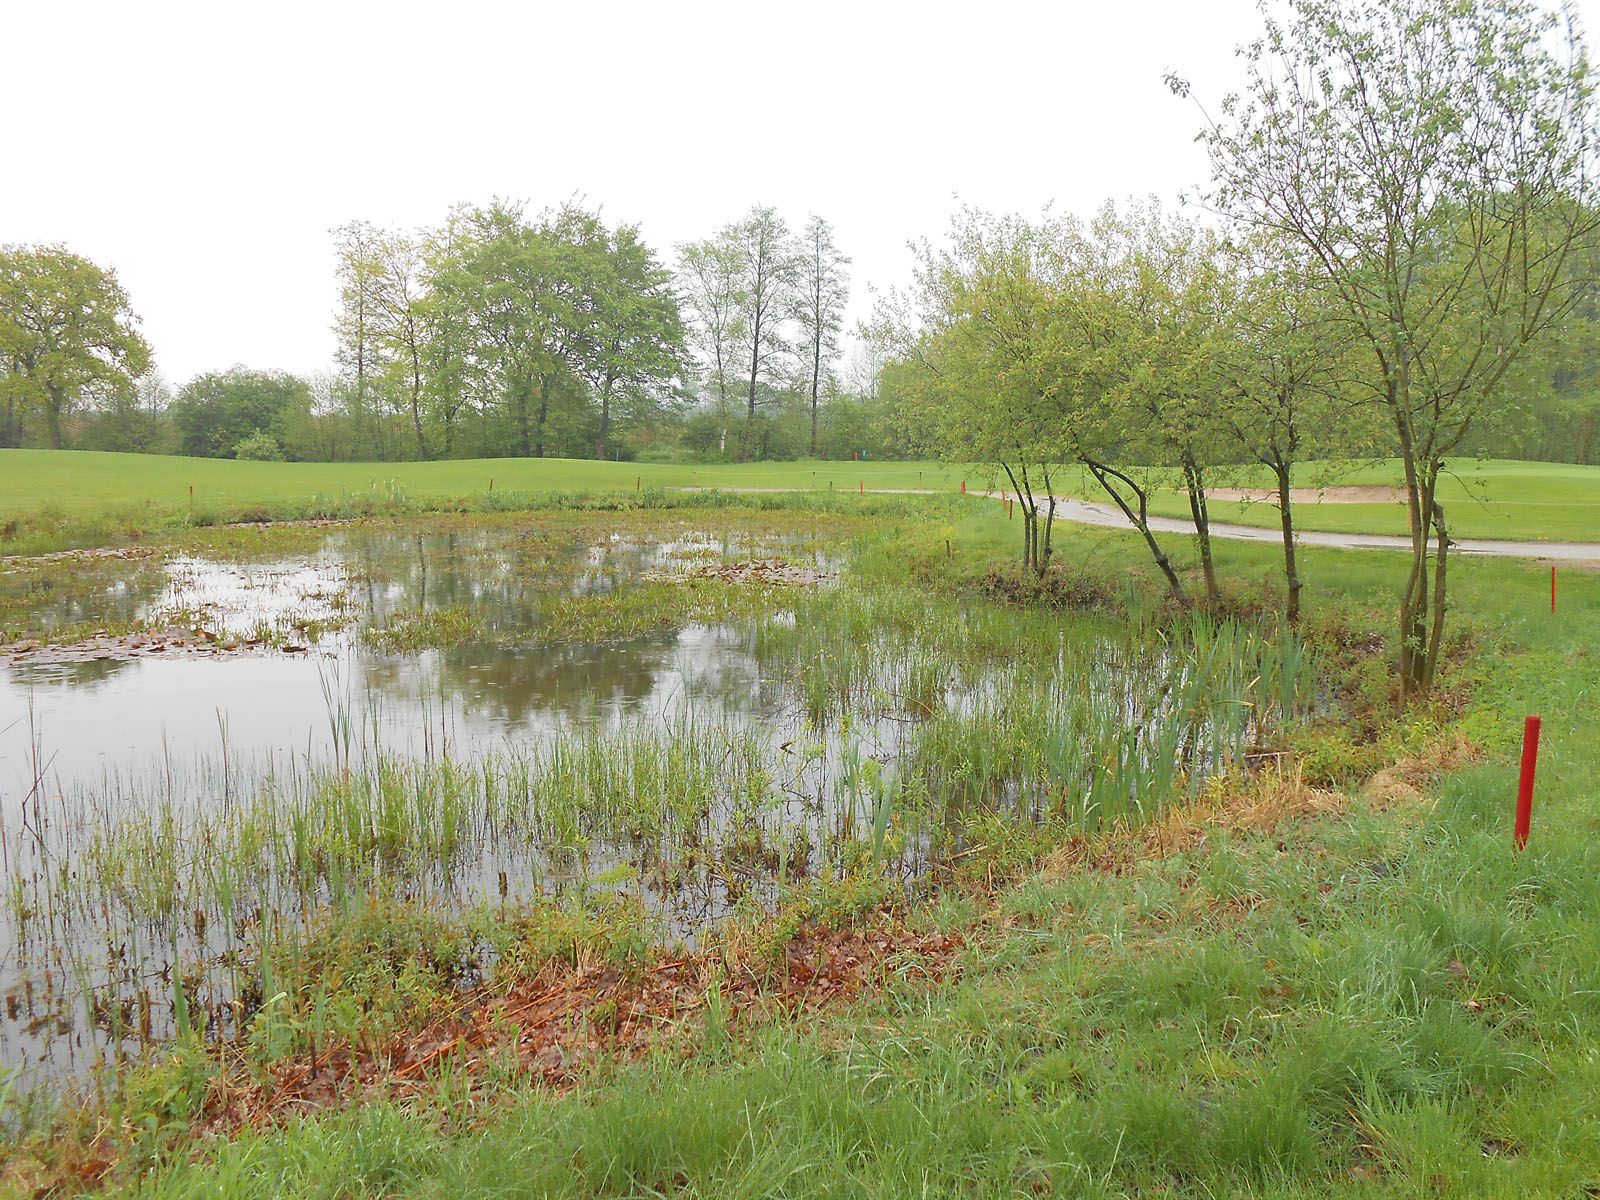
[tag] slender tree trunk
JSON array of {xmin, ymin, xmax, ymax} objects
[
  {"xmin": 809, "ymin": 338, "xmax": 822, "ymax": 456},
  {"xmin": 1040, "ymin": 463, "xmax": 1057, "ymax": 572},
  {"xmin": 45, "ymin": 386, "xmax": 65, "ymax": 450},
  {"xmin": 1181, "ymin": 456, "xmax": 1219, "ymax": 606},
  {"xmin": 746, "ymin": 314, "xmax": 760, "ymax": 424},
  {"xmin": 1083, "ymin": 459, "xmax": 1190, "ymax": 606},
  {"xmin": 596, "ymin": 366, "xmax": 617, "ymax": 460},
  {"xmin": 515, "ymin": 381, "xmax": 533, "ymax": 458},
  {"xmin": 1391, "ymin": 379, "xmax": 1431, "ymax": 703},
  {"xmin": 535, "ymin": 384, "xmax": 549, "ymax": 459},
  {"xmin": 1269, "ymin": 456, "xmax": 1301, "ymax": 625},
  {"xmin": 1422, "ymin": 500, "xmax": 1451, "ymax": 693},
  {"xmin": 409, "ymin": 344, "xmax": 427, "ymax": 461}
]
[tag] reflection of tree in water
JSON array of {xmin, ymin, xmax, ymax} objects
[
  {"xmin": 436, "ymin": 636, "xmax": 679, "ymax": 726},
  {"xmin": 354, "ymin": 624, "xmax": 778, "ymax": 732},
  {"xmin": 7, "ymin": 657, "xmax": 133, "ymax": 690},
  {"xmin": 0, "ymin": 559, "xmax": 168, "ymax": 634},
  {"xmin": 347, "ymin": 530, "xmax": 613, "ymax": 634}
]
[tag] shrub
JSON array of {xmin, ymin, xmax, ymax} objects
[{"xmin": 232, "ymin": 431, "xmax": 284, "ymax": 461}]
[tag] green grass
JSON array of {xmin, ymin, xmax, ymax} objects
[
  {"xmin": 5, "ymin": 449, "xmax": 1600, "ymax": 548},
  {"xmin": 1107, "ymin": 458, "xmax": 1600, "ymax": 543},
  {"xmin": 6, "ymin": 486, "xmax": 1600, "ymax": 1197}
]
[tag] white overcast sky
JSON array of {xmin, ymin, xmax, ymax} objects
[{"xmin": 7, "ymin": 0, "xmax": 1598, "ymax": 384}]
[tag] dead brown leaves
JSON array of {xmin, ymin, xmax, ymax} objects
[
  {"xmin": 197, "ymin": 913, "xmax": 961, "ymax": 1135},
  {"xmin": 1360, "ymin": 732, "xmax": 1482, "ymax": 808},
  {"xmin": 648, "ymin": 558, "xmax": 830, "ymax": 587},
  {"xmin": 1041, "ymin": 762, "xmax": 1348, "ymax": 879}
]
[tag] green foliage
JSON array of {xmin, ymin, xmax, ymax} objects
[
  {"xmin": 169, "ymin": 368, "xmax": 312, "ymax": 459},
  {"xmin": 0, "ymin": 243, "xmax": 152, "ymax": 450},
  {"xmin": 231, "ymin": 430, "xmax": 283, "ymax": 461}
]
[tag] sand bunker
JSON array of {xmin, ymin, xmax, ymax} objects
[{"xmin": 1207, "ymin": 485, "xmax": 1405, "ymax": 505}]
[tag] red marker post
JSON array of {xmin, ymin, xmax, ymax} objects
[
  {"xmin": 960, "ymin": 480, "xmax": 966, "ymax": 495},
  {"xmin": 1514, "ymin": 714, "xmax": 1542, "ymax": 850},
  {"xmin": 1551, "ymin": 566, "xmax": 1557, "ymax": 614}
]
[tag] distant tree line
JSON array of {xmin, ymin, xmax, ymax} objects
[{"xmin": 1, "ymin": 202, "xmax": 909, "ymax": 463}]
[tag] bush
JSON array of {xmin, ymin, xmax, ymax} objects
[{"xmin": 233, "ymin": 431, "xmax": 284, "ymax": 461}]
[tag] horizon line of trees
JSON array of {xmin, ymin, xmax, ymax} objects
[{"xmin": 1, "ymin": 201, "xmax": 901, "ymax": 463}]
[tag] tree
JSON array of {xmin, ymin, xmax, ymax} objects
[
  {"xmin": 676, "ymin": 234, "xmax": 743, "ymax": 431},
  {"xmin": 583, "ymin": 224, "xmax": 686, "ymax": 459},
  {"xmin": 170, "ymin": 369, "xmax": 313, "ymax": 458},
  {"xmin": 80, "ymin": 370, "xmax": 174, "ymax": 454},
  {"xmin": 1177, "ymin": 0, "xmax": 1600, "ymax": 699},
  {"xmin": 1215, "ymin": 241, "xmax": 1368, "ymax": 622},
  {"xmin": 331, "ymin": 221, "xmax": 390, "ymax": 457},
  {"xmin": 793, "ymin": 215, "xmax": 851, "ymax": 455},
  {"xmin": 368, "ymin": 229, "xmax": 433, "ymax": 460},
  {"xmin": 443, "ymin": 202, "xmax": 600, "ymax": 458},
  {"xmin": 0, "ymin": 244, "xmax": 151, "ymax": 449},
  {"xmin": 1084, "ymin": 201, "xmax": 1236, "ymax": 605},
  {"xmin": 731, "ymin": 206, "xmax": 798, "ymax": 428}
]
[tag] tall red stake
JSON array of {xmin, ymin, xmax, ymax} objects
[{"xmin": 1514, "ymin": 714, "xmax": 1542, "ymax": 850}]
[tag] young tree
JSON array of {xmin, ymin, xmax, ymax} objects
[
  {"xmin": 331, "ymin": 221, "xmax": 391, "ymax": 457},
  {"xmin": 1084, "ymin": 201, "xmax": 1235, "ymax": 605},
  {"xmin": 1176, "ymin": 0, "xmax": 1600, "ymax": 699},
  {"xmin": 793, "ymin": 215, "xmax": 851, "ymax": 455},
  {"xmin": 368, "ymin": 229, "xmax": 432, "ymax": 460},
  {"xmin": 0, "ymin": 244, "xmax": 151, "ymax": 449},
  {"xmin": 1216, "ymin": 242, "xmax": 1368, "ymax": 622},
  {"xmin": 731, "ymin": 206, "xmax": 798, "ymax": 427},
  {"xmin": 584, "ymin": 224, "xmax": 686, "ymax": 459},
  {"xmin": 676, "ymin": 235, "xmax": 743, "ymax": 422}
]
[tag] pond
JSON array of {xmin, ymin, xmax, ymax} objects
[{"xmin": 0, "ymin": 515, "xmax": 1315, "ymax": 1083}]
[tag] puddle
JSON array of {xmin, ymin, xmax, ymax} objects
[{"xmin": 0, "ymin": 519, "xmax": 1312, "ymax": 1083}]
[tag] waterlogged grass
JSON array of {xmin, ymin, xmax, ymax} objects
[
  {"xmin": 2, "ymin": 571, "xmax": 1317, "ymax": 1109},
  {"xmin": 6, "ymin": 496, "xmax": 1600, "ymax": 1196},
  {"xmin": 363, "ymin": 579, "xmax": 793, "ymax": 652},
  {"xmin": 35, "ymin": 749, "xmax": 1599, "ymax": 1200}
]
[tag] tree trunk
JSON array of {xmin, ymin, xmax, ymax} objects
[
  {"xmin": 534, "ymin": 374, "xmax": 552, "ymax": 459},
  {"xmin": 1083, "ymin": 459, "xmax": 1190, "ymax": 606},
  {"xmin": 45, "ymin": 385, "xmax": 65, "ymax": 450},
  {"xmin": 1181, "ymin": 456, "xmax": 1219, "ymax": 606},
  {"xmin": 596, "ymin": 368, "xmax": 617, "ymax": 460},
  {"xmin": 746, "ymin": 316, "xmax": 760, "ymax": 424},
  {"xmin": 515, "ymin": 382, "xmax": 533, "ymax": 458},
  {"xmin": 1422, "ymin": 500, "xmax": 1451, "ymax": 693},
  {"xmin": 809, "ymin": 337, "xmax": 822, "ymax": 456},
  {"xmin": 1270, "ymin": 456, "xmax": 1301, "ymax": 625},
  {"xmin": 1391, "ymin": 384, "xmax": 1430, "ymax": 704},
  {"xmin": 408, "ymin": 341, "xmax": 427, "ymax": 461},
  {"xmin": 1041, "ymin": 463, "xmax": 1057, "ymax": 573}
]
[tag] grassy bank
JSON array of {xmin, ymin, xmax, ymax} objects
[
  {"xmin": 2, "ymin": 490, "xmax": 1598, "ymax": 1197},
  {"xmin": 4, "ymin": 450, "xmax": 1600, "ymax": 553}
]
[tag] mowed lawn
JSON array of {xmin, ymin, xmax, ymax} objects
[{"xmin": 3, "ymin": 449, "xmax": 1599, "ymax": 542}]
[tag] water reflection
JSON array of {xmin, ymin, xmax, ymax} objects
[{"xmin": 0, "ymin": 526, "xmax": 826, "ymax": 801}]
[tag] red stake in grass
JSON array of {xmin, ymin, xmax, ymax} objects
[
  {"xmin": 960, "ymin": 480, "xmax": 966, "ymax": 495},
  {"xmin": 1514, "ymin": 714, "xmax": 1542, "ymax": 850},
  {"xmin": 1551, "ymin": 566, "xmax": 1557, "ymax": 614}
]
